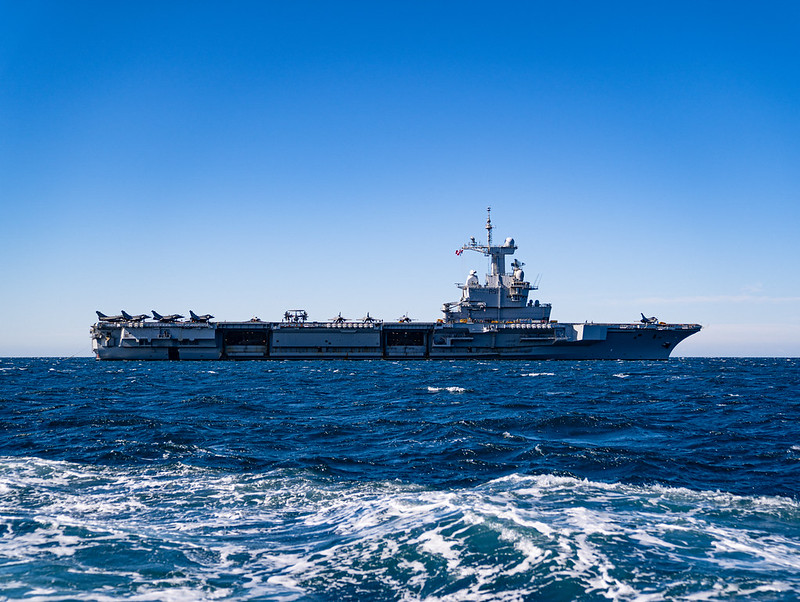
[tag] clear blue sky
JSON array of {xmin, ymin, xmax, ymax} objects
[{"xmin": 1, "ymin": 1, "xmax": 798, "ymax": 356}]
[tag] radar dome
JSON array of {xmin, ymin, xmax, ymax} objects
[{"xmin": 503, "ymin": 237, "xmax": 515, "ymax": 247}]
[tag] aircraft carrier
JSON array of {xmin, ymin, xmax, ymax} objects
[{"xmin": 91, "ymin": 209, "xmax": 701, "ymax": 360}]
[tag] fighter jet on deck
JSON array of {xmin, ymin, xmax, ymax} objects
[
  {"xmin": 152, "ymin": 310, "xmax": 184, "ymax": 323},
  {"xmin": 121, "ymin": 310, "xmax": 149, "ymax": 322},
  {"xmin": 96, "ymin": 311, "xmax": 126, "ymax": 323}
]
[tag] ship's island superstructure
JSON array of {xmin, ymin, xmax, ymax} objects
[{"xmin": 91, "ymin": 209, "xmax": 700, "ymax": 360}]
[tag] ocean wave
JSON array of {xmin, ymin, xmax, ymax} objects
[{"xmin": 1, "ymin": 458, "xmax": 799, "ymax": 600}]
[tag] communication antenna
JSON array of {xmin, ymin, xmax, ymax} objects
[{"xmin": 485, "ymin": 206, "xmax": 493, "ymax": 247}]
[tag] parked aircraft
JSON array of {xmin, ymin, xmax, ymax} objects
[
  {"xmin": 121, "ymin": 310, "xmax": 149, "ymax": 322},
  {"xmin": 95, "ymin": 311, "xmax": 126, "ymax": 323},
  {"xmin": 189, "ymin": 310, "xmax": 214, "ymax": 323},
  {"xmin": 152, "ymin": 310, "xmax": 184, "ymax": 323}
]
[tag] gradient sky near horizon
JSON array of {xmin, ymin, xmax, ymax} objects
[{"xmin": 2, "ymin": 1, "xmax": 799, "ymax": 357}]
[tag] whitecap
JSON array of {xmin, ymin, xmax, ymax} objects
[{"xmin": 426, "ymin": 386, "xmax": 468, "ymax": 393}]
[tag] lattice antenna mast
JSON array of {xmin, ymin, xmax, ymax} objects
[{"xmin": 460, "ymin": 206, "xmax": 509, "ymax": 278}]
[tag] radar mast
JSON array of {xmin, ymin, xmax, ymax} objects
[
  {"xmin": 461, "ymin": 205, "xmax": 515, "ymax": 279},
  {"xmin": 486, "ymin": 206, "xmax": 493, "ymax": 248}
]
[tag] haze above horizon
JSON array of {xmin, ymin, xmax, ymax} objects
[{"xmin": 2, "ymin": 1, "xmax": 799, "ymax": 357}]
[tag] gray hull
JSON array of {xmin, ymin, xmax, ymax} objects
[{"xmin": 91, "ymin": 321, "xmax": 700, "ymax": 361}]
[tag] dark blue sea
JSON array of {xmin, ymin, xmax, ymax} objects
[{"xmin": 1, "ymin": 358, "xmax": 799, "ymax": 601}]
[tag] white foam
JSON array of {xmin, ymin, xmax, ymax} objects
[
  {"xmin": 417, "ymin": 528, "xmax": 462, "ymax": 572},
  {"xmin": 504, "ymin": 536, "xmax": 550, "ymax": 575},
  {"xmin": 426, "ymin": 386, "xmax": 468, "ymax": 393},
  {"xmin": 2, "ymin": 458, "xmax": 799, "ymax": 600},
  {"xmin": 630, "ymin": 530, "xmax": 679, "ymax": 550}
]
